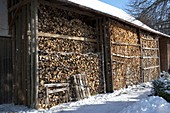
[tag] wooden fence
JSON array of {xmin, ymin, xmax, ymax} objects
[{"xmin": 0, "ymin": 36, "xmax": 12, "ymax": 104}]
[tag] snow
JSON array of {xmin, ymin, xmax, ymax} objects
[
  {"xmin": 1, "ymin": 82, "xmax": 170, "ymax": 113},
  {"xmin": 67, "ymin": 0, "xmax": 170, "ymax": 38},
  {"xmin": 121, "ymin": 96, "xmax": 170, "ymax": 113}
]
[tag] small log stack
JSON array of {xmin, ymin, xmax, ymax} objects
[
  {"xmin": 140, "ymin": 33, "xmax": 159, "ymax": 82},
  {"xmin": 109, "ymin": 20, "xmax": 141, "ymax": 90},
  {"xmin": 38, "ymin": 4, "xmax": 102, "ymax": 108}
]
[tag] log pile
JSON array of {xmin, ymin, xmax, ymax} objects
[
  {"xmin": 109, "ymin": 20, "xmax": 141, "ymax": 90},
  {"xmin": 110, "ymin": 21, "xmax": 138, "ymax": 44},
  {"xmin": 111, "ymin": 45, "xmax": 140, "ymax": 57},
  {"xmin": 38, "ymin": 4, "xmax": 96, "ymax": 39},
  {"xmin": 38, "ymin": 36, "xmax": 97, "ymax": 54},
  {"xmin": 143, "ymin": 67, "xmax": 159, "ymax": 82},
  {"xmin": 38, "ymin": 52, "xmax": 102, "ymax": 108},
  {"xmin": 143, "ymin": 58, "xmax": 159, "ymax": 68},
  {"xmin": 143, "ymin": 49, "xmax": 158, "ymax": 57},
  {"xmin": 38, "ymin": 4, "xmax": 102, "ymax": 108},
  {"xmin": 140, "ymin": 33, "xmax": 159, "ymax": 82}
]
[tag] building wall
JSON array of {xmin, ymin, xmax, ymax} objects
[
  {"xmin": 0, "ymin": 0, "xmax": 8, "ymax": 36},
  {"xmin": 159, "ymin": 37, "xmax": 168, "ymax": 71}
]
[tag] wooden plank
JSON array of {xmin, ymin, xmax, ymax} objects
[
  {"xmin": 142, "ymin": 56, "xmax": 159, "ymax": 59},
  {"xmin": 38, "ymin": 32, "xmax": 97, "ymax": 43},
  {"xmin": 22, "ymin": 5, "xmax": 27, "ymax": 105},
  {"xmin": 44, "ymin": 83, "xmax": 69, "ymax": 87},
  {"xmin": 79, "ymin": 75, "xmax": 85, "ymax": 98},
  {"xmin": 15, "ymin": 6, "xmax": 19, "ymax": 104},
  {"xmin": 112, "ymin": 53, "xmax": 141, "ymax": 58},
  {"xmin": 31, "ymin": 0, "xmax": 39, "ymax": 108},
  {"xmin": 142, "ymin": 47, "xmax": 159, "ymax": 50},
  {"xmin": 45, "ymin": 86, "xmax": 49, "ymax": 104},
  {"xmin": 74, "ymin": 75, "xmax": 80, "ymax": 100},
  {"xmin": 111, "ymin": 42, "xmax": 140, "ymax": 47},
  {"xmin": 18, "ymin": 5, "xmax": 22, "ymax": 104},
  {"xmin": 104, "ymin": 18, "xmax": 113, "ymax": 93},
  {"xmin": 143, "ymin": 65, "xmax": 160, "ymax": 70},
  {"xmin": 26, "ymin": 3, "xmax": 31, "ymax": 107},
  {"xmin": 99, "ymin": 18, "xmax": 106, "ymax": 93},
  {"xmin": 141, "ymin": 37, "xmax": 156, "ymax": 41},
  {"xmin": 138, "ymin": 30, "xmax": 144, "ymax": 83},
  {"xmin": 157, "ymin": 36, "xmax": 161, "ymax": 79},
  {"xmin": 84, "ymin": 75, "xmax": 90, "ymax": 97},
  {"xmin": 48, "ymin": 88, "xmax": 69, "ymax": 94}
]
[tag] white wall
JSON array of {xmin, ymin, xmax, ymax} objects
[{"xmin": 0, "ymin": 0, "xmax": 8, "ymax": 36}]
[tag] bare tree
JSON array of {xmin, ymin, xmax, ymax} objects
[{"xmin": 127, "ymin": 0, "xmax": 170, "ymax": 35}]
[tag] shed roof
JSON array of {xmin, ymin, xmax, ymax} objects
[{"xmin": 66, "ymin": 0, "xmax": 170, "ymax": 38}]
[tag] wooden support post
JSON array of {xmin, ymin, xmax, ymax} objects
[
  {"xmin": 138, "ymin": 29, "xmax": 144, "ymax": 83},
  {"xmin": 31, "ymin": 0, "xmax": 39, "ymax": 109},
  {"xmin": 26, "ymin": 3, "xmax": 32, "ymax": 107},
  {"xmin": 99, "ymin": 18, "xmax": 106, "ymax": 93},
  {"xmin": 156, "ymin": 36, "xmax": 161, "ymax": 79},
  {"xmin": 103, "ymin": 18, "xmax": 113, "ymax": 92}
]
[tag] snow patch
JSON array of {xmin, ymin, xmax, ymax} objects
[{"xmin": 121, "ymin": 96, "xmax": 170, "ymax": 113}]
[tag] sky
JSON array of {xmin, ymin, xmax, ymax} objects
[{"xmin": 99, "ymin": 0, "xmax": 129, "ymax": 11}]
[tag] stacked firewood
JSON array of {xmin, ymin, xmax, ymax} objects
[
  {"xmin": 109, "ymin": 21, "xmax": 138, "ymax": 44},
  {"xmin": 109, "ymin": 20, "xmax": 141, "ymax": 90},
  {"xmin": 143, "ymin": 68, "xmax": 159, "ymax": 82},
  {"xmin": 38, "ymin": 52, "xmax": 101, "ymax": 108},
  {"xmin": 38, "ymin": 36, "xmax": 97, "ymax": 53},
  {"xmin": 143, "ymin": 49, "xmax": 158, "ymax": 57},
  {"xmin": 140, "ymin": 34, "xmax": 158, "ymax": 48},
  {"xmin": 112, "ymin": 57, "xmax": 140, "ymax": 89},
  {"xmin": 111, "ymin": 45, "xmax": 140, "ymax": 57},
  {"xmin": 140, "ymin": 32, "xmax": 159, "ymax": 82},
  {"xmin": 37, "ymin": 4, "xmax": 102, "ymax": 108},
  {"xmin": 38, "ymin": 5, "xmax": 96, "ymax": 39},
  {"xmin": 143, "ymin": 58, "xmax": 159, "ymax": 68}
]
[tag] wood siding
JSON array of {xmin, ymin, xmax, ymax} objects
[{"xmin": 0, "ymin": 36, "xmax": 12, "ymax": 104}]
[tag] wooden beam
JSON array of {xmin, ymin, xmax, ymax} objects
[
  {"xmin": 111, "ymin": 42, "xmax": 140, "ymax": 47},
  {"xmin": 48, "ymin": 88, "xmax": 69, "ymax": 94},
  {"xmin": 38, "ymin": 32, "xmax": 97, "ymax": 43},
  {"xmin": 44, "ymin": 83, "xmax": 69, "ymax": 87},
  {"xmin": 8, "ymin": 0, "xmax": 30, "ymax": 12},
  {"xmin": 31, "ymin": 0, "xmax": 39, "ymax": 109},
  {"xmin": 143, "ymin": 65, "xmax": 160, "ymax": 70},
  {"xmin": 142, "ymin": 47, "xmax": 159, "ymax": 50},
  {"xmin": 103, "ymin": 17, "xmax": 113, "ymax": 93},
  {"xmin": 141, "ymin": 37, "xmax": 156, "ymax": 41},
  {"xmin": 142, "ymin": 56, "xmax": 159, "ymax": 59},
  {"xmin": 99, "ymin": 18, "xmax": 106, "ymax": 93},
  {"xmin": 112, "ymin": 53, "xmax": 141, "ymax": 59},
  {"xmin": 138, "ymin": 29, "xmax": 144, "ymax": 83}
]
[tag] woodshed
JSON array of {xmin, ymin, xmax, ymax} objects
[{"xmin": 2, "ymin": 0, "xmax": 170, "ymax": 109}]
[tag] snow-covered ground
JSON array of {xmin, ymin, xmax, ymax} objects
[{"xmin": 0, "ymin": 82, "xmax": 170, "ymax": 113}]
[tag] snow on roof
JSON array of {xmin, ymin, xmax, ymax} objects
[{"xmin": 67, "ymin": 0, "xmax": 170, "ymax": 38}]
